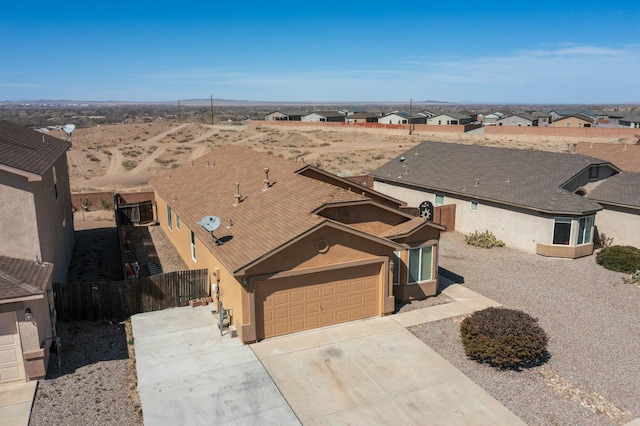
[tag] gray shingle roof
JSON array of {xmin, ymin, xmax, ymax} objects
[
  {"xmin": 0, "ymin": 256, "xmax": 52, "ymax": 301},
  {"xmin": 370, "ymin": 141, "xmax": 606, "ymax": 214},
  {"xmin": 0, "ymin": 120, "xmax": 71, "ymax": 177},
  {"xmin": 587, "ymin": 172, "xmax": 640, "ymax": 209}
]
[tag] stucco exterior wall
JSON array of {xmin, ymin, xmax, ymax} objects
[
  {"xmin": 593, "ymin": 206, "xmax": 640, "ymax": 248},
  {"xmin": 373, "ymin": 180, "xmax": 552, "ymax": 253},
  {"xmin": 485, "ymin": 126, "xmax": 639, "ymax": 138},
  {"xmin": 0, "ymin": 172, "xmax": 40, "ymax": 261}
]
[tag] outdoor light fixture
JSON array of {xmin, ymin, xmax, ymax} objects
[{"xmin": 25, "ymin": 308, "xmax": 32, "ymax": 321}]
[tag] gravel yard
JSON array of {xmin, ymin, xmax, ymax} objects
[{"xmin": 411, "ymin": 232, "xmax": 640, "ymax": 426}]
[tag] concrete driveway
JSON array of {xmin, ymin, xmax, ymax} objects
[
  {"xmin": 252, "ymin": 316, "xmax": 523, "ymax": 425},
  {"xmin": 133, "ymin": 289, "xmax": 524, "ymax": 425},
  {"xmin": 132, "ymin": 306, "xmax": 299, "ymax": 425}
]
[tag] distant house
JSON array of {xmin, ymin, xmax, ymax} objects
[
  {"xmin": 427, "ymin": 112, "xmax": 473, "ymax": 125},
  {"xmin": 496, "ymin": 113, "xmax": 538, "ymax": 127},
  {"xmin": 378, "ymin": 112, "xmax": 410, "ymax": 125},
  {"xmin": 0, "ymin": 120, "xmax": 75, "ymax": 283},
  {"xmin": 265, "ymin": 111, "xmax": 304, "ymax": 121},
  {"xmin": 370, "ymin": 141, "xmax": 620, "ymax": 259},
  {"xmin": 550, "ymin": 114, "xmax": 593, "ymax": 128},
  {"xmin": 301, "ymin": 111, "xmax": 345, "ymax": 122},
  {"xmin": 0, "ymin": 256, "xmax": 56, "ymax": 383},
  {"xmin": 346, "ymin": 112, "xmax": 380, "ymax": 124},
  {"xmin": 150, "ymin": 145, "xmax": 444, "ymax": 343},
  {"xmin": 619, "ymin": 114, "xmax": 640, "ymax": 128},
  {"xmin": 480, "ymin": 112, "xmax": 506, "ymax": 126}
]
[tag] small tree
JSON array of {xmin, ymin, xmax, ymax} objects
[
  {"xmin": 100, "ymin": 198, "xmax": 113, "ymax": 211},
  {"xmin": 460, "ymin": 307, "xmax": 548, "ymax": 369}
]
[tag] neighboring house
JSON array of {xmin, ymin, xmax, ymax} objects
[
  {"xmin": 370, "ymin": 141, "xmax": 619, "ymax": 259},
  {"xmin": 346, "ymin": 112, "xmax": 380, "ymax": 123},
  {"xmin": 480, "ymin": 112, "xmax": 506, "ymax": 126},
  {"xmin": 150, "ymin": 145, "xmax": 444, "ymax": 343},
  {"xmin": 586, "ymin": 172, "xmax": 640, "ymax": 248},
  {"xmin": 427, "ymin": 112, "xmax": 473, "ymax": 125},
  {"xmin": 548, "ymin": 109, "xmax": 603, "ymax": 122},
  {"xmin": 575, "ymin": 142, "xmax": 640, "ymax": 173},
  {"xmin": 534, "ymin": 112, "xmax": 552, "ymax": 127},
  {"xmin": 619, "ymin": 114, "xmax": 640, "ymax": 128},
  {"xmin": 0, "ymin": 120, "xmax": 75, "ymax": 283},
  {"xmin": 496, "ymin": 113, "xmax": 538, "ymax": 127},
  {"xmin": 418, "ymin": 110, "xmax": 439, "ymax": 119},
  {"xmin": 301, "ymin": 111, "xmax": 345, "ymax": 122},
  {"xmin": 550, "ymin": 114, "xmax": 594, "ymax": 128},
  {"xmin": 0, "ymin": 256, "xmax": 55, "ymax": 384},
  {"xmin": 264, "ymin": 111, "xmax": 304, "ymax": 121},
  {"xmin": 379, "ymin": 112, "xmax": 410, "ymax": 125}
]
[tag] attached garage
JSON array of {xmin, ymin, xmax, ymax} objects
[
  {"xmin": 256, "ymin": 263, "xmax": 382, "ymax": 340},
  {"xmin": 0, "ymin": 311, "xmax": 26, "ymax": 384}
]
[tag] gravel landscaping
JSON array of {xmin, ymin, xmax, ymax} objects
[{"xmin": 411, "ymin": 232, "xmax": 640, "ymax": 426}]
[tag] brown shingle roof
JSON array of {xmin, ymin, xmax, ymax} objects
[
  {"xmin": 151, "ymin": 145, "xmax": 382, "ymax": 274},
  {"xmin": 587, "ymin": 172, "xmax": 640, "ymax": 209},
  {"xmin": 0, "ymin": 120, "xmax": 71, "ymax": 179},
  {"xmin": 379, "ymin": 217, "xmax": 444, "ymax": 239},
  {"xmin": 575, "ymin": 142, "xmax": 640, "ymax": 173},
  {"xmin": 0, "ymin": 256, "xmax": 52, "ymax": 301}
]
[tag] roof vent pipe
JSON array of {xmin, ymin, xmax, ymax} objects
[
  {"xmin": 234, "ymin": 183, "xmax": 242, "ymax": 206},
  {"xmin": 263, "ymin": 168, "xmax": 270, "ymax": 191}
]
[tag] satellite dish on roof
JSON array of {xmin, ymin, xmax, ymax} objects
[
  {"xmin": 199, "ymin": 215, "xmax": 221, "ymax": 232},
  {"xmin": 62, "ymin": 124, "xmax": 75, "ymax": 140}
]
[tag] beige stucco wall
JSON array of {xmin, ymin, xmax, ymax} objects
[
  {"xmin": 374, "ymin": 181, "xmax": 565, "ymax": 253},
  {"xmin": 593, "ymin": 207, "xmax": 640, "ymax": 248},
  {"xmin": 0, "ymin": 154, "xmax": 74, "ymax": 283}
]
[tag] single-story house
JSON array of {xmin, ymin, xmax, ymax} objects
[
  {"xmin": 264, "ymin": 111, "xmax": 304, "ymax": 121},
  {"xmin": 427, "ymin": 113, "xmax": 473, "ymax": 125},
  {"xmin": 586, "ymin": 172, "xmax": 640, "ymax": 248},
  {"xmin": 0, "ymin": 120, "xmax": 75, "ymax": 284},
  {"xmin": 480, "ymin": 112, "xmax": 506, "ymax": 126},
  {"xmin": 346, "ymin": 112, "xmax": 381, "ymax": 124},
  {"xmin": 550, "ymin": 114, "xmax": 594, "ymax": 128},
  {"xmin": 370, "ymin": 141, "xmax": 621, "ymax": 258},
  {"xmin": 619, "ymin": 114, "xmax": 640, "ymax": 128},
  {"xmin": 496, "ymin": 113, "xmax": 538, "ymax": 127},
  {"xmin": 150, "ymin": 145, "xmax": 444, "ymax": 343},
  {"xmin": 301, "ymin": 111, "xmax": 346, "ymax": 122},
  {"xmin": 379, "ymin": 112, "xmax": 410, "ymax": 125},
  {"xmin": 0, "ymin": 256, "xmax": 56, "ymax": 384}
]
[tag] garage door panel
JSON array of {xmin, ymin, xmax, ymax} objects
[
  {"xmin": 0, "ymin": 312, "xmax": 25, "ymax": 384},
  {"xmin": 258, "ymin": 263, "xmax": 382, "ymax": 340}
]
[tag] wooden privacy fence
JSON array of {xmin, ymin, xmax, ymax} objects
[{"xmin": 53, "ymin": 269, "xmax": 209, "ymax": 321}]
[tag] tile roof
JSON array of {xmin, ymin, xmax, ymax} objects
[
  {"xmin": 0, "ymin": 120, "xmax": 71, "ymax": 178},
  {"xmin": 575, "ymin": 142, "xmax": 640, "ymax": 173},
  {"xmin": 370, "ymin": 141, "xmax": 606, "ymax": 215},
  {"xmin": 587, "ymin": 172, "xmax": 640, "ymax": 209},
  {"xmin": 151, "ymin": 145, "xmax": 386, "ymax": 275},
  {"xmin": 0, "ymin": 256, "xmax": 52, "ymax": 301}
]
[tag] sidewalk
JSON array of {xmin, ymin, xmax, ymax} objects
[{"xmin": 0, "ymin": 381, "xmax": 37, "ymax": 426}]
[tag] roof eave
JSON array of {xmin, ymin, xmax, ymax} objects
[{"xmin": 0, "ymin": 164, "xmax": 42, "ymax": 181}]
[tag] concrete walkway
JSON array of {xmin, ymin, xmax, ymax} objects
[{"xmin": 0, "ymin": 381, "xmax": 37, "ymax": 426}]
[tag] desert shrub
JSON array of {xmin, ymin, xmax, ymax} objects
[
  {"xmin": 596, "ymin": 245, "xmax": 640, "ymax": 274},
  {"xmin": 465, "ymin": 230, "xmax": 505, "ymax": 249},
  {"xmin": 460, "ymin": 307, "xmax": 548, "ymax": 369},
  {"xmin": 100, "ymin": 198, "xmax": 113, "ymax": 211}
]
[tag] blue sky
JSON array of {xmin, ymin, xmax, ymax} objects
[{"xmin": 1, "ymin": 1, "xmax": 639, "ymax": 103}]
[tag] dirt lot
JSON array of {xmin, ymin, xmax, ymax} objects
[{"xmin": 56, "ymin": 120, "xmax": 635, "ymax": 193}]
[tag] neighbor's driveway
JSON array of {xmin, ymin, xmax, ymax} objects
[{"xmin": 133, "ymin": 304, "xmax": 523, "ymax": 425}]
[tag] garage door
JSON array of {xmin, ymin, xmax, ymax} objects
[
  {"xmin": 257, "ymin": 263, "xmax": 381, "ymax": 340},
  {"xmin": 0, "ymin": 312, "xmax": 26, "ymax": 384}
]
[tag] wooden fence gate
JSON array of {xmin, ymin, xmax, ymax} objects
[{"xmin": 53, "ymin": 269, "xmax": 209, "ymax": 321}]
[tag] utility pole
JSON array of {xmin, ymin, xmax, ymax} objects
[
  {"xmin": 409, "ymin": 98, "xmax": 413, "ymax": 135},
  {"xmin": 211, "ymin": 95, "xmax": 219, "ymax": 126}
]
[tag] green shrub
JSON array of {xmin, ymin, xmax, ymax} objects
[
  {"xmin": 596, "ymin": 245, "xmax": 640, "ymax": 274},
  {"xmin": 465, "ymin": 230, "xmax": 505, "ymax": 249},
  {"xmin": 100, "ymin": 198, "xmax": 113, "ymax": 211},
  {"xmin": 460, "ymin": 307, "xmax": 548, "ymax": 369}
]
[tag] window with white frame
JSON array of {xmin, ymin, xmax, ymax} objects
[
  {"xmin": 435, "ymin": 194, "xmax": 445, "ymax": 206},
  {"xmin": 408, "ymin": 246, "xmax": 433, "ymax": 284},
  {"xmin": 577, "ymin": 216, "xmax": 594, "ymax": 245},
  {"xmin": 553, "ymin": 218, "xmax": 572, "ymax": 245},
  {"xmin": 176, "ymin": 214, "xmax": 180, "ymax": 230},
  {"xmin": 53, "ymin": 166, "xmax": 58, "ymax": 200},
  {"xmin": 167, "ymin": 205, "xmax": 172, "ymax": 230},
  {"xmin": 190, "ymin": 230, "xmax": 196, "ymax": 261},
  {"xmin": 470, "ymin": 201, "xmax": 478, "ymax": 211}
]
